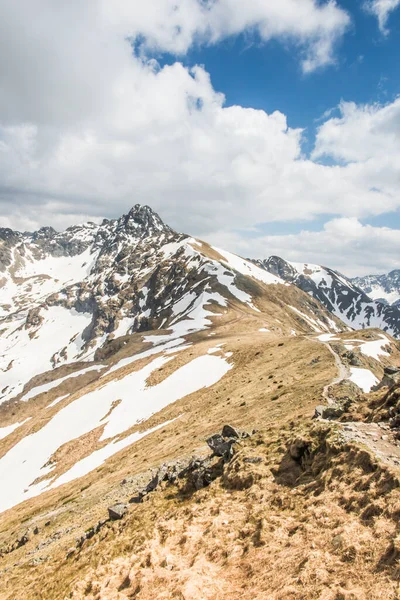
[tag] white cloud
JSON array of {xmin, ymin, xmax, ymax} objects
[
  {"xmin": 0, "ymin": 1, "xmax": 399, "ymax": 275},
  {"xmin": 313, "ymin": 98, "xmax": 400, "ymax": 163},
  {"xmin": 208, "ymin": 219, "xmax": 400, "ymax": 277},
  {"xmin": 365, "ymin": 0, "xmax": 400, "ymax": 34}
]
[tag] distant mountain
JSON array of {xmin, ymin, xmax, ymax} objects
[
  {"xmin": 254, "ymin": 256, "xmax": 400, "ymax": 338},
  {"xmin": 351, "ymin": 270, "xmax": 400, "ymax": 307}
]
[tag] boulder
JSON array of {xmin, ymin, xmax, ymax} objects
[
  {"xmin": 384, "ymin": 366, "xmax": 400, "ymax": 375},
  {"xmin": 348, "ymin": 352, "xmax": 362, "ymax": 367},
  {"xmin": 221, "ymin": 424, "xmax": 240, "ymax": 439},
  {"xmin": 314, "ymin": 404, "xmax": 344, "ymax": 420},
  {"xmin": 145, "ymin": 464, "xmax": 169, "ymax": 494},
  {"xmin": 206, "ymin": 434, "xmax": 235, "ymax": 457},
  {"xmin": 108, "ymin": 503, "xmax": 127, "ymax": 520}
]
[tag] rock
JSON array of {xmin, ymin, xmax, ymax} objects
[
  {"xmin": 243, "ymin": 457, "xmax": 263, "ymax": 464},
  {"xmin": 129, "ymin": 493, "xmax": 145, "ymax": 504},
  {"xmin": 221, "ymin": 424, "xmax": 240, "ymax": 439},
  {"xmin": 108, "ymin": 503, "xmax": 127, "ymax": 520},
  {"xmin": 145, "ymin": 464, "xmax": 169, "ymax": 494},
  {"xmin": 314, "ymin": 404, "xmax": 344, "ymax": 420},
  {"xmin": 185, "ymin": 457, "xmax": 222, "ymax": 491},
  {"xmin": 66, "ymin": 547, "xmax": 76, "ymax": 559},
  {"xmin": 385, "ymin": 366, "xmax": 400, "ymax": 375},
  {"xmin": 348, "ymin": 352, "xmax": 362, "ymax": 367},
  {"xmin": 206, "ymin": 434, "xmax": 235, "ymax": 458},
  {"xmin": 33, "ymin": 527, "xmax": 39, "ymax": 535},
  {"xmin": 85, "ymin": 527, "xmax": 95, "ymax": 540},
  {"xmin": 16, "ymin": 532, "xmax": 30, "ymax": 548},
  {"xmin": 289, "ymin": 438, "xmax": 310, "ymax": 461},
  {"xmin": 95, "ymin": 519, "xmax": 108, "ymax": 533}
]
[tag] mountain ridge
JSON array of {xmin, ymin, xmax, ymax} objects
[
  {"xmin": 2, "ymin": 205, "xmax": 400, "ymax": 599},
  {"xmin": 253, "ymin": 255, "xmax": 400, "ymax": 339},
  {"xmin": 351, "ymin": 269, "xmax": 400, "ymax": 307}
]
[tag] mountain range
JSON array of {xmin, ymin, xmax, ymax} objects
[
  {"xmin": 1, "ymin": 205, "xmax": 400, "ymax": 599},
  {"xmin": 352, "ymin": 270, "xmax": 400, "ymax": 306},
  {"xmin": 254, "ymin": 256, "xmax": 400, "ymax": 338}
]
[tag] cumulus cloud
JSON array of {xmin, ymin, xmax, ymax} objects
[
  {"xmin": 209, "ymin": 219, "xmax": 400, "ymax": 277},
  {"xmin": 0, "ymin": 1, "xmax": 399, "ymax": 275},
  {"xmin": 364, "ymin": 0, "xmax": 400, "ymax": 34}
]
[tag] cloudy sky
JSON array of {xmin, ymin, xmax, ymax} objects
[{"xmin": 1, "ymin": 0, "xmax": 400, "ymax": 276}]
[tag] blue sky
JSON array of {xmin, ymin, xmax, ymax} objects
[{"xmin": 0, "ymin": 0, "xmax": 400, "ymax": 275}]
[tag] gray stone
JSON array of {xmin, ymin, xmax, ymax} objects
[
  {"xmin": 108, "ymin": 503, "xmax": 127, "ymax": 520},
  {"xmin": 221, "ymin": 424, "xmax": 240, "ymax": 439},
  {"xmin": 129, "ymin": 493, "xmax": 145, "ymax": 504},
  {"xmin": 145, "ymin": 464, "xmax": 169, "ymax": 494},
  {"xmin": 206, "ymin": 434, "xmax": 234, "ymax": 457},
  {"xmin": 384, "ymin": 366, "xmax": 400, "ymax": 375},
  {"xmin": 314, "ymin": 404, "xmax": 344, "ymax": 420},
  {"xmin": 348, "ymin": 352, "xmax": 362, "ymax": 367}
]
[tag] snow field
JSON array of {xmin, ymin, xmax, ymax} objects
[{"xmin": 0, "ymin": 350, "xmax": 232, "ymax": 513}]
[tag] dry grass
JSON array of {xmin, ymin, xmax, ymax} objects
[
  {"xmin": 1, "ymin": 285, "xmax": 399, "ymax": 599},
  {"xmin": 2, "ymin": 425, "xmax": 400, "ymax": 600}
]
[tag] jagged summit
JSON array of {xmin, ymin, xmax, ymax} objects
[
  {"xmin": 352, "ymin": 269, "xmax": 400, "ymax": 306},
  {"xmin": 118, "ymin": 204, "xmax": 173, "ymax": 236}
]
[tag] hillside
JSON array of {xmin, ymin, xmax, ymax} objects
[
  {"xmin": 255, "ymin": 256, "xmax": 400, "ymax": 338},
  {"xmin": 1, "ymin": 206, "xmax": 400, "ymax": 599}
]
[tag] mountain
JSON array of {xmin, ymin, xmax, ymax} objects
[
  {"xmin": 2, "ymin": 206, "xmax": 400, "ymax": 599},
  {"xmin": 351, "ymin": 270, "xmax": 400, "ymax": 306},
  {"xmin": 254, "ymin": 256, "xmax": 400, "ymax": 338},
  {"xmin": 0, "ymin": 205, "xmax": 345, "ymax": 411}
]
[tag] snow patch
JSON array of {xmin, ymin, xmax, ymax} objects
[{"xmin": 349, "ymin": 368, "xmax": 378, "ymax": 393}]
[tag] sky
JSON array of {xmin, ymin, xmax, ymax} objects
[{"xmin": 0, "ymin": 0, "xmax": 400, "ymax": 276}]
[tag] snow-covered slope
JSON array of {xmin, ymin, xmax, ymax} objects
[
  {"xmin": 0, "ymin": 205, "xmax": 343, "ymax": 410},
  {"xmin": 351, "ymin": 270, "xmax": 400, "ymax": 307},
  {"xmin": 0, "ymin": 205, "xmax": 347, "ymax": 514},
  {"xmin": 255, "ymin": 256, "xmax": 400, "ymax": 338}
]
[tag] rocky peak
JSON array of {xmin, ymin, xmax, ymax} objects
[
  {"xmin": 352, "ymin": 269, "xmax": 400, "ymax": 307},
  {"xmin": 117, "ymin": 204, "xmax": 173, "ymax": 238},
  {"xmin": 258, "ymin": 256, "xmax": 298, "ymax": 282},
  {"xmin": 32, "ymin": 226, "xmax": 57, "ymax": 242}
]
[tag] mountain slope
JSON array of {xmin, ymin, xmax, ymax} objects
[
  {"xmin": 352, "ymin": 269, "xmax": 400, "ymax": 306},
  {"xmin": 1, "ymin": 207, "xmax": 400, "ymax": 599},
  {"xmin": 255, "ymin": 256, "xmax": 400, "ymax": 338},
  {"xmin": 0, "ymin": 205, "xmax": 348, "ymax": 515}
]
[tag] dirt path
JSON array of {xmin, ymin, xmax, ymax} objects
[
  {"xmin": 320, "ymin": 340, "xmax": 349, "ymax": 404},
  {"xmin": 311, "ymin": 334, "xmax": 349, "ymax": 404},
  {"xmin": 315, "ymin": 335, "xmax": 400, "ymax": 470}
]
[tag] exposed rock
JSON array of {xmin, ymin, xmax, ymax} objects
[
  {"xmin": 206, "ymin": 434, "xmax": 235, "ymax": 458},
  {"xmin": 145, "ymin": 464, "xmax": 169, "ymax": 494},
  {"xmin": 348, "ymin": 352, "xmax": 362, "ymax": 367},
  {"xmin": 221, "ymin": 424, "xmax": 240, "ymax": 438},
  {"xmin": 183, "ymin": 457, "xmax": 223, "ymax": 492},
  {"xmin": 385, "ymin": 366, "xmax": 400, "ymax": 375},
  {"xmin": 108, "ymin": 504, "xmax": 127, "ymax": 521},
  {"xmin": 314, "ymin": 404, "xmax": 344, "ymax": 420},
  {"xmin": 289, "ymin": 438, "xmax": 310, "ymax": 461}
]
